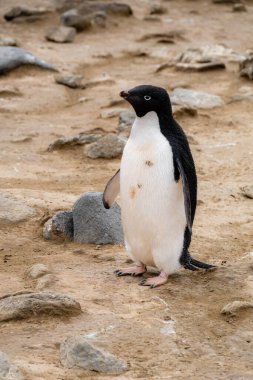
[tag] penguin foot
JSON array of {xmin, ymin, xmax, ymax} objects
[
  {"xmin": 114, "ymin": 262, "xmax": 147, "ymax": 277},
  {"xmin": 139, "ymin": 271, "xmax": 168, "ymax": 289}
]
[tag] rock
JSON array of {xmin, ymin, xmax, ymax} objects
[
  {"xmin": 233, "ymin": 3, "xmax": 247, "ymax": 12},
  {"xmin": 60, "ymin": 9, "xmax": 92, "ymax": 31},
  {"xmin": 100, "ymin": 108, "xmax": 125, "ymax": 119},
  {"xmin": 172, "ymin": 105, "xmax": 198, "ymax": 118},
  {"xmin": 4, "ymin": 6, "xmax": 51, "ymax": 22},
  {"xmin": 48, "ymin": 132, "xmax": 101, "ymax": 151},
  {"xmin": 177, "ymin": 45, "xmax": 245, "ymax": 64},
  {"xmin": 221, "ymin": 301, "xmax": 253, "ymax": 316},
  {"xmin": 48, "ymin": 133, "xmax": 101, "ymax": 151},
  {"xmin": 85, "ymin": 134, "xmax": 126, "ymax": 159},
  {"xmin": 0, "ymin": 37, "xmax": 19, "ymax": 47},
  {"xmin": 78, "ymin": 2, "xmax": 132, "ymax": 17},
  {"xmin": 171, "ymin": 88, "xmax": 224, "ymax": 109},
  {"xmin": 117, "ymin": 110, "xmax": 135, "ymax": 137},
  {"xmin": 55, "ymin": 74, "xmax": 85, "ymax": 88},
  {"xmin": 0, "ymin": 192, "xmax": 36, "ymax": 226},
  {"xmin": 0, "ymin": 291, "xmax": 82, "ymax": 322},
  {"xmin": 0, "ymin": 85, "xmax": 21, "ymax": 97},
  {"xmin": 176, "ymin": 61, "xmax": 225, "ymax": 71},
  {"xmin": 26, "ymin": 264, "xmax": 49, "ymax": 279},
  {"xmin": 36, "ymin": 274, "xmax": 58, "ymax": 290},
  {"xmin": 0, "ymin": 351, "xmax": 23, "ymax": 380},
  {"xmin": 93, "ymin": 11, "xmax": 107, "ymax": 27},
  {"xmin": 138, "ymin": 30, "xmax": 185, "ymax": 42},
  {"xmin": 43, "ymin": 211, "xmax": 74, "ymax": 240},
  {"xmin": 0, "ymin": 47, "xmax": 57, "ymax": 75},
  {"xmin": 149, "ymin": 4, "xmax": 167, "ymax": 15},
  {"xmin": 73, "ymin": 192, "xmax": 124, "ymax": 244},
  {"xmin": 45, "ymin": 26, "xmax": 76, "ymax": 43},
  {"xmin": 241, "ymin": 185, "xmax": 253, "ymax": 199},
  {"xmin": 239, "ymin": 57, "xmax": 253, "ymax": 80},
  {"xmin": 60, "ymin": 336, "xmax": 128, "ymax": 373}
]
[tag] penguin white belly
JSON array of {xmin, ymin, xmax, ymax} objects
[{"xmin": 120, "ymin": 111, "xmax": 186, "ymax": 275}]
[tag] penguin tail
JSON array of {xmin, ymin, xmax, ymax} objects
[{"xmin": 184, "ymin": 254, "xmax": 216, "ymax": 271}]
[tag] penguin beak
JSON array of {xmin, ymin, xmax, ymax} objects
[{"xmin": 120, "ymin": 90, "xmax": 130, "ymax": 99}]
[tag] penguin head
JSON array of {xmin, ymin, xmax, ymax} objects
[{"xmin": 120, "ymin": 85, "xmax": 172, "ymax": 118}]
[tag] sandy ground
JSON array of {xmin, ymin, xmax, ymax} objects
[{"xmin": 0, "ymin": 0, "xmax": 253, "ymax": 379}]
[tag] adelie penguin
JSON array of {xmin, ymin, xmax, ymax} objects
[{"xmin": 103, "ymin": 85, "xmax": 215, "ymax": 288}]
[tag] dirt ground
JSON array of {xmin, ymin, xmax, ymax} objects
[{"xmin": 0, "ymin": 0, "xmax": 253, "ymax": 379}]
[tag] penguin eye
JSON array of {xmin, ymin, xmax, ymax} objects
[{"xmin": 144, "ymin": 95, "xmax": 151, "ymax": 101}]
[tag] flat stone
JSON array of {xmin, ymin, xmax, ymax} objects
[
  {"xmin": 4, "ymin": 6, "xmax": 50, "ymax": 22},
  {"xmin": 241, "ymin": 185, "xmax": 253, "ymax": 199},
  {"xmin": 177, "ymin": 45, "xmax": 245, "ymax": 64},
  {"xmin": 0, "ymin": 192, "xmax": 36, "ymax": 226},
  {"xmin": 233, "ymin": 3, "xmax": 247, "ymax": 12},
  {"xmin": 45, "ymin": 26, "xmax": 76, "ymax": 43},
  {"xmin": 176, "ymin": 61, "xmax": 225, "ymax": 71},
  {"xmin": 78, "ymin": 2, "xmax": 132, "ymax": 17},
  {"xmin": 48, "ymin": 132, "xmax": 101, "ymax": 151},
  {"xmin": 0, "ymin": 46, "xmax": 57, "ymax": 75},
  {"xmin": 221, "ymin": 300, "xmax": 253, "ymax": 316},
  {"xmin": 171, "ymin": 88, "xmax": 224, "ymax": 109},
  {"xmin": 43, "ymin": 211, "xmax": 74, "ymax": 240},
  {"xmin": 240, "ymin": 57, "xmax": 253, "ymax": 80},
  {"xmin": 100, "ymin": 108, "xmax": 125, "ymax": 119},
  {"xmin": 60, "ymin": 336, "xmax": 128, "ymax": 373},
  {"xmin": 0, "ymin": 351, "xmax": 23, "ymax": 380},
  {"xmin": 55, "ymin": 74, "xmax": 85, "ymax": 88},
  {"xmin": 0, "ymin": 291, "xmax": 82, "ymax": 322},
  {"xmin": 85, "ymin": 134, "xmax": 126, "ymax": 159},
  {"xmin": 0, "ymin": 37, "xmax": 19, "ymax": 47},
  {"xmin": 26, "ymin": 264, "xmax": 49, "ymax": 279},
  {"xmin": 73, "ymin": 192, "xmax": 124, "ymax": 244}
]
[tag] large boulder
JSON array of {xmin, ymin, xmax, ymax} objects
[
  {"xmin": 73, "ymin": 192, "xmax": 123, "ymax": 244},
  {"xmin": 0, "ymin": 192, "xmax": 36, "ymax": 226}
]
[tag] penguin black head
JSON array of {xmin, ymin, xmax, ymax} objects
[{"xmin": 120, "ymin": 85, "xmax": 172, "ymax": 118}]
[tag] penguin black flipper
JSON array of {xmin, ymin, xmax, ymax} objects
[
  {"xmin": 103, "ymin": 169, "xmax": 120, "ymax": 209},
  {"xmin": 176, "ymin": 157, "xmax": 192, "ymax": 235}
]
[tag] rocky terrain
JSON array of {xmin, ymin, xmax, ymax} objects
[{"xmin": 0, "ymin": 0, "xmax": 253, "ymax": 379}]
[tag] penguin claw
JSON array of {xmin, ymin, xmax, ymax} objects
[
  {"xmin": 114, "ymin": 264, "xmax": 147, "ymax": 277},
  {"xmin": 139, "ymin": 273, "xmax": 168, "ymax": 288}
]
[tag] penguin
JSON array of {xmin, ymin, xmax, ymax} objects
[{"xmin": 103, "ymin": 85, "xmax": 215, "ymax": 288}]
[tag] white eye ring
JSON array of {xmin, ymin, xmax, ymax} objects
[{"xmin": 144, "ymin": 95, "xmax": 151, "ymax": 101}]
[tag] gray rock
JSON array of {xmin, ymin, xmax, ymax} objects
[
  {"xmin": 171, "ymin": 88, "xmax": 224, "ymax": 109},
  {"xmin": 48, "ymin": 132, "xmax": 101, "ymax": 151},
  {"xmin": 78, "ymin": 2, "xmax": 132, "ymax": 17},
  {"xmin": 0, "ymin": 37, "xmax": 19, "ymax": 47},
  {"xmin": 0, "ymin": 47, "xmax": 57, "ymax": 75},
  {"xmin": 241, "ymin": 185, "xmax": 253, "ymax": 199},
  {"xmin": 0, "ymin": 291, "xmax": 82, "ymax": 322},
  {"xmin": 73, "ymin": 192, "xmax": 123, "ymax": 244},
  {"xmin": 117, "ymin": 110, "xmax": 135, "ymax": 137},
  {"xmin": 177, "ymin": 45, "xmax": 245, "ymax": 64},
  {"xmin": 45, "ymin": 26, "xmax": 76, "ymax": 43},
  {"xmin": 43, "ymin": 211, "xmax": 74, "ymax": 240},
  {"xmin": 26, "ymin": 264, "xmax": 49, "ymax": 279},
  {"xmin": 55, "ymin": 74, "xmax": 85, "ymax": 88},
  {"xmin": 0, "ymin": 192, "xmax": 36, "ymax": 226},
  {"xmin": 60, "ymin": 336, "xmax": 128, "ymax": 373},
  {"xmin": 93, "ymin": 11, "xmax": 107, "ymax": 27},
  {"xmin": 240, "ymin": 57, "xmax": 253, "ymax": 80},
  {"xmin": 60, "ymin": 9, "xmax": 92, "ymax": 31},
  {"xmin": 0, "ymin": 351, "xmax": 23, "ymax": 380},
  {"xmin": 4, "ymin": 6, "xmax": 51, "ymax": 22},
  {"xmin": 85, "ymin": 134, "xmax": 126, "ymax": 159}
]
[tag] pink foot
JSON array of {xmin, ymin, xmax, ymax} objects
[
  {"xmin": 114, "ymin": 262, "xmax": 147, "ymax": 277},
  {"xmin": 139, "ymin": 271, "xmax": 168, "ymax": 288}
]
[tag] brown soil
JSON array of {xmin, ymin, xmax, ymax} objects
[{"xmin": 0, "ymin": 0, "xmax": 253, "ymax": 379}]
